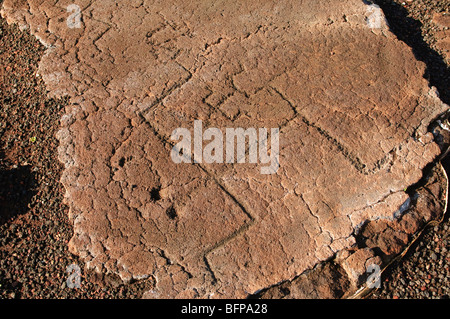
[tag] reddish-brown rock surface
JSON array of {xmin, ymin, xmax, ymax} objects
[
  {"xmin": 2, "ymin": 0, "xmax": 448, "ymax": 298},
  {"xmin": 432, "ymin": 12, "xmax": 450, "ymax": 61}
]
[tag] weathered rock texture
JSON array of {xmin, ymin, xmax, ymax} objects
[
  {"xmin": 257, "ymin": 159, "xmax": 448, "ymax": 298},
  {"xmin": 432, "ymin": 12, "xmax": 450, "ymax": 61},
  {"xmin": 2, "ymin": 0, "xmax": 448, "ymax": 298}
]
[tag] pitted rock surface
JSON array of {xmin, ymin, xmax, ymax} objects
[
  {"xmin": 2, "ymin": 0, "xmax": 448, "ymax": 298},
  {"xmin": 432, "ymin": 12, "xmax": 450, "ymax": 61}
]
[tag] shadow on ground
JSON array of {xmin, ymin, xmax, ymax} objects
[{"xmin": 0, "ymin": 152, "xmax": 36, "ymax": 226}]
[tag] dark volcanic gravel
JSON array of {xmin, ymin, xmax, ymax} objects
[
  {"xmin": 370, "ymin": 218, "xmax": 450, "ymax": 299},
  {"xmin": 0, "ymin": 0, "xmax": 449, "ymax": 299}
]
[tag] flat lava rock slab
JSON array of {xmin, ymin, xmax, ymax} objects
[{"xmin": 2, "ymin": 0, "xmax": 448, "ymax": 298}]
